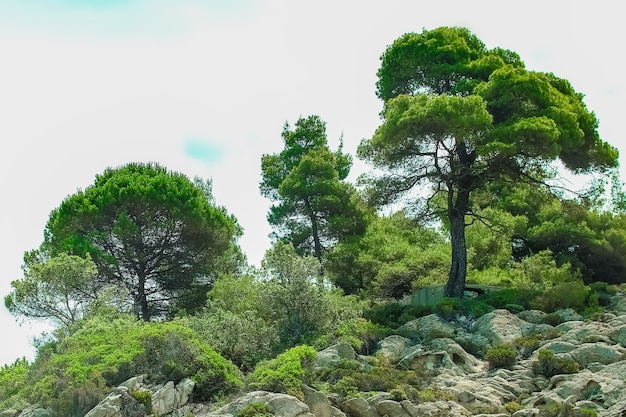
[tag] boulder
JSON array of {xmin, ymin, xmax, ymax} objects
[
  {"xmin": 473, "ymin": 309, "xmax": 529, "ymax": 347},
  {"xmin": 375, "ymin": 400, "xmax": 411, "ymax": 417},
  {"xmin": 568, "ymin": 342, "xmax": 625, "ymax": 367},
  {"xmin": 376, "ymin": 335, "xmax": 414, "ymax": 363},
  {"xmin": 407, "ymin": 401, "xmax": 471, "ymax": 417},
  {"xmin": 84, "ymin": 387, "xmax": 143, "ymax": 417},
  {"xmin": 397, "ymin": 338, "xmax": 483, "ymax": 376},
  {"xmin": 341, "ymin": 396, "xmax": 380, "ymax": 417},
  {"xmin": 151, "ymin": 378, "xmax": 195, "ymax": 417},
  {"xmin": 608, "ymin": 323, "xmax": 626, "ymax": 347},
  {"xmin": 317, "ymin": 342, "xmax": 357, "ymax": 368},
  {"xmin": 539, "ymin": 340, "xmax": 578, "ymax": 354},
  {"xmin": 211, "ymin": 391, "xmax": 311, "ymax": 417},
  {"xmin": 397, "ymin": 314, "xmax": 456, "ymax": 342},
  {"xmin": 516, "ymin": 310, "xmax": 546, "ymax": 325},
  {"xmin": 553, "ymin": 309, "xmax": 584, "ymax": 322},
  {"xmin": 302, "ymin": 386, "xmax": 346, "ymax": 417}
]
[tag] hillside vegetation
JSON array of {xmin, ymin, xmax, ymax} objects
[{"xmin": 2, "ymin": 26, "xmax": 626, "ymax": 417}]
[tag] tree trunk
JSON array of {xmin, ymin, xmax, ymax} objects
[
  {"xmin": 137, "ymin": 273, "xmax": 150, "ymax": 321},
  {"xmin": 445, "ymin": 211, "xmax": 467, "ymax": 297}
]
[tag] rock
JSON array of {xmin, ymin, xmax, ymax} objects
[
  {"xmin": 568, "ymin": 342, "xmax": 625, "ymax": 367},
  {"xmin": 397, "ymin": 338, "xmax": 483, "ymax": 376},
  {"xmin": 118, "ymin": 375, "xmax": 145, "ymax": 392},
  {"xmin": 211, "ymin": 391, "xmax": 310, "ymax": 417},
  {"xmin": 558, "ymin": 321, "xmax": 614, "ymax": 343},
  {"xmin": 151, "ymin": 378, "xmax": 195, "ymax": 417},
  {"xmin": 302, "ymin": 386, "xmax": 346, "ymax": 417},
  {"xmin": 317, "ymin": 342, "xmax": 357, "ymax": 368},
  {"xmin": 375, "ymin": 400, "xmax": 411, "ymax": 417},
  {"xmin": 554, "ymin": 309, "xmax": 584, "ymax": 322},
  {"xmin": 411, "ymin": 401, "xmax": 471, "ymax": 417},
  {"xmin": 84, "ymin": 387, "xmax": 143, "ymax": 417},
  {"xmin": 341, "ymin": 396, "xmax": 380, "ymax": 417},
  {"xmin": 9, "ymin": 407, "xmax": 53, "ymax": 417},
  {"xmin": 376, "ymin": 335, "xmax": 414, "ymax": 363},
  {"xmin": 608, "ymin": 323, "xmax": 626, "ymax": 347},
  {"xmin": 516, "ymin": 310, "xmax": 547, "ymax": 325},
  {"xmin": 397, "ymin": 314, "xmax": 456, "ymax": 341},
  {"xmin": 539, "ymin": 340, "xmax": 578, "ymax": 354},
  {"xmin": 473, "ymin": 309, "xmax": 535, "ymax": 347}
]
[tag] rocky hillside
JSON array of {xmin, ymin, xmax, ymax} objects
[{"xmin": 8, "ymin": 292, "xmax": 626, "ymax": 417}]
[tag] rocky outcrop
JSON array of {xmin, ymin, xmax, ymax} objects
[
  {"xmin": 84, "ymin": 376, "xmax": 194, "ymax": 417},
  {"xmin": 67, "ymin": 290, "xmax": 626, "ymax": 417}
]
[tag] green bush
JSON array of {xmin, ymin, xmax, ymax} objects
[
  {"xmin": 130, "ymin": 390, "xmax": 153, "ymax": 414},
  {"xmin": 531, "ymin": 280, "xmax": 594, "ymax": 314},
  {"xmin": 237, "ymin": 402, "xmax": 273, "ymax": 417},
  {"xmin": 18, "ymin": 314, "xmax": 242, "ymax": 416},
  {"xmin": 476, "ymin": 288, "xmax": 536, "ymax": 311},
  {"xmin": 434, "ymin": 298, "xmax": 493, "ymax": 321},
  {"xmin": 532, "ymin": 349, "xmax": 579, "ymax": 378},
  {"xmin": 246, "ymin": 345, "xmax": 317, "ymax": 399},
  {"xmin": 363, "ymin": 302, "xmax": 432, "ymax": 330},
  {"xmin": 0, "ymin": 357, "xmax": 30, "ymax": 410},
  {"xmin": 512, "ymin": 335, "xmax": 541, "ymax": 359},
  {"xmin": 484, "ymin": 345, "xmax": 517, "ymax": 369},
  {"xmin": 543, "ymin": 312, "xmax": 566, "ymax": 326}
]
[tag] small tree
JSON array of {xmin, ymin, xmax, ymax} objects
[
  {"xmin": 260, "ymin": 115, "xmax": 368, "ymax": 265},
  {"xmin": 358, "ymin": 27, "xmax": 619, "ymax": 297},
  {"xmin": 5, "ymin": 253, "xmax": 99, "ymax": 327}
]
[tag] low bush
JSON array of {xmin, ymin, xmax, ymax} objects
[
  {"xmin": 434, "ymin": 298, "xmax": 493, "ymax": 321},
  {"xmin": 246, "ymin": 345, "xmax": 317, "ymax": 399},
  {"xmin": 484, "ymin": 345, "xmax": 517, "ymax": 369},
  {"xmin": 237, "ymin": 402, "xmax": 273, "ymax": 417},
  {"xmin": 532, "ymin": 349, "xmax": 579, "ymax": 378},
  {"xmin": 363, "ymin": 302, "xmax": 432, "ymax": 329}
]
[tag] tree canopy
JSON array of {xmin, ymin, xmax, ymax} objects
[
  {"xmin": 260, "ymin": 115, "xmax": 368, "ymax": 264},
  {"xmin": 31, "ymin": 162, "xmax": 242, "ymax": 320},
  {"xmin": 358, "ymin": 26, "xmax": 619, "ymax": 297}
]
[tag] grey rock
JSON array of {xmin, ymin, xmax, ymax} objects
[
  {"xmin": 569, "ymin": 342, "xmax": 625, "ymax": 367},
  {"xmin": 397, "ymin": 314, "xmax": 456, "ymax": 342},
  {"xmin": 375, "ymin": 400, "xmax": 411, "ymax": 417},
  {"xmin": 316, "ymin": 342, "xmax": 357, "ymax": 368},
  {"xmin": 302, "ymin": 385, "xmax": 345, "ymax": 417},
  {"xmin": 341, "ymin": 396, "xmax": 380, "ymax": 417},
  {"xmin": 376, "ymin": 335, "xmax": 414, "ymax": 363}
]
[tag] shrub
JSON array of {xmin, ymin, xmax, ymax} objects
[
  {"xmin": 476, "ymin": 288, "xmax": 536, "ymax": 311},
  {"xmin": 543, "ymin": 312, "xmax": 565, "ymax": 326},
  {"xmin": 19, "ymin": 314, "xmax": 242, "ymax": 416},
  {"xmin": 484, "ymin": 345, "xmax": 517, "ymax": 369},
  {"xmin": 512, "ymin": 335, "xmax": 540, "ymax": 359},
  {"xmin": 418, "ymin": 386, "xmax": 455, "ymax": 403},
  {"xmin": 532, "ymin": 349, "xmax": 579, "ymax": 378},
  {"xmin": 237, "ymin": 402, "xmax": 273, "ymax": 417},
  {"xmin": 434, "ymin": 298, "xmax": 493, "ymax": 321},
  {"xmin": 130, "ymin": 390, "xmax": 153, "ymax": 414},
  {"xmin": 246, "ymin": 345, "xmax": 317, "ymax": 399},
  {"xmin": 364, "ymin": 302, "xmax": 432, "ymax": 329},
  {"xmin": 531, "ymin": 280, "xmax": 594, "ymax": 314},
  {"xmin": 504, "ymin": 401, "xmax": 523, "ymax": 413}
]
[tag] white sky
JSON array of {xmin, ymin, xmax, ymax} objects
[{"xmin": 1, "ymin": 0, "xmax": 624, "ymax": 367}]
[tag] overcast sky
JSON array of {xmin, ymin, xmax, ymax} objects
[{"xmin": 1, "ymin": 1, "xmax": 624, "ymax": 367}]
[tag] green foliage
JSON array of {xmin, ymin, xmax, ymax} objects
[
  {"xmin": 363, "ymin": 301, "xmax": 433, "ymax": 330},
  {"xmin": 326, "ymin": 211, "xmax": 450, "ymax": 297},
  {"xmin": 246, "ymin": 345, "xmax": 318, "ymax": 399},
  {"xmin": 18, "ymin": 314, "xmax": 241, "ymax": 416},
  {"xmin": 260, "ymin": 115, "xmax": 368, "ymax": 262},
  {"xmin": 434, "ymin": 297, "xmax": 493, "ymax": 321},
  {"xmin": 532, "ymin": 349, "xmax": 579, "ymax": 378},
  {"xmin": 484, "ymin": 345, "xmax": 517, "ymax": 369},
  {"xmin": 543, "ymin": 313, "xmax": 566, "ymax": 327},
  {"xmin": 504, "ymin": 401, "xmax": 523, "ymax": 413},
  {"xmin": 5, "ymin": 253, "xmax": 99, "ymax": 327},
  {"xmin": 36, "ymin": 162, "xmax": 242, "ymax": 320},
  {"xmin": 237, "ymin": 402, "xmax": 273, "ymax": 417},
  {"xmin": 476, "ymin": 288, "xmax": 536, "ymax": 311},
  {"xmin": 316, "ymin": 359, "xmax": 421, "ymax": 398},
  {"xmin": 418, "ymin": 386, "xmax": 455, "ymax": 403},
  {"xmin": 512, "ymin": 335, "xmax": 541, "ymax": 359},
  {"xmin": 181, "ymin": 274, "xmax": 279, "ymax": 372},
  {"xmin": 0, "ymin": 358, "xmax": 30, "ymax": 410},
  {"xmin": 359, "ymin": 26, "xmax": 618, "ymax": 299},
  {"xmin": 531, "ymin": 280, "xmax": 596, "ymax": 314},
  {"xmin": 130, "ymin": 390, "xmax": 153, "ymax": 414}
]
